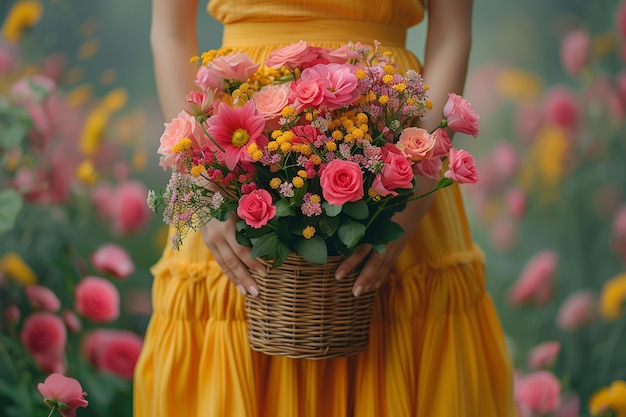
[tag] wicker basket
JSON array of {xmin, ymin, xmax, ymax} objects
[{"xmin": 246, "ymin": 254, "xmax": 375, "ymax": 359}]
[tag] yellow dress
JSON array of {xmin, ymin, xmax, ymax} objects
[{"xmin": 134, "ymin": 1, "xmax": 517, "ymax": 416}]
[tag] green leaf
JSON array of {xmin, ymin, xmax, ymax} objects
[
  {"xmin": 437, "ymin": 177, "xmax": 455, "ymax": 188},
  {"xmin": 342, "ymin": 200, "xmax": 369, "ymax": 220},
  {"xmin": 235, "ymin": 229, "xmax": 251, "ymax": 247},
  {"xmin": 323, "ymin": 202, "xmax": 342, "ymax": 217},
  {"xmin": 0, "ymin": 104, "xmax": 31, "ymax": 150},
  {"xmin": 318, "ymin": 215, "xmax": 340, "ymax": 237},
  {"xmin": 295, "ymin": 235, "xmax": 328, "ymax": 264},
  {"xmin": 365, "ymin": 220, "xmax": 405, "ymax": 247},
  {"xmin": 274, "ymin": 243, "xmax": 291, "ymax": 267},
  {"xmin": 338, "ymin": 219, "xmax": 366, "ymax": 249},
  {"xmin": 274, "ymin": 199, "xmax": 295, "ymax": 217},
  {"xmin": 250, "ymin": 232, "xmax": 280, "ymax": 260},
  {"xmin": 0, "ymin": 189, "xmax": 23, "ymax": 235}
]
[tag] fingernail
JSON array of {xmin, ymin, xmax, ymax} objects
[
  {"xmin": 256, "ymin": 267, "xmax": 267, "ymax": 277},
  {"xmin": 236, "ymin": 285, "xmax": 247, "ymax": 296},
  {"xmin": 353, "ymin": 285, "xmax": 363, "ymax": 298},
  {"xmin": 248, "ymin": 286, "xmax": 259, "ymax": 297},
  {"xmin": 335, "ymin": 270, "xmax": 346, "ymax": 281}
]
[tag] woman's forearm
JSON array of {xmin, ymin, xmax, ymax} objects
[{"xmin": 150, "ymin": 0, "xmax": 200, "ymax": 121}]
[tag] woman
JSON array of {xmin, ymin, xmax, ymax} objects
[{"xmin": 135, "ymin": 1, "xmax": 517, "ymax": 416}]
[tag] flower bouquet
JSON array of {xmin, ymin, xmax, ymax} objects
[{"xmin": 148, "ymin": 40, "xmax": 480, "ymax": 358}]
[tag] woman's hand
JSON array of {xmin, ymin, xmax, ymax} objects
[
  {"xmin": 336, "ymin": 174, "xmax": 438, "ymax": 297},
  {"xmin": 200, "ymin": 215, "xmax": 265, "ymax": 297}
]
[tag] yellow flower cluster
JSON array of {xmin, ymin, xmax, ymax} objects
[
  {"xmin": 327, "ymin": 112, "xmax": 371, "ymax": 143},
  {"xmin": 589, "ymin": 380, "xmax": 626, "ymax": 417},
  {"xmin": 193, "ymin": 48, "xmax": 234, "ymax": 66},
  {"xmin": 302, "ymin": 225, "xmax": 316, "ymax": 239},
  {"xmin": 232, "ymin": 82, "xmax": 257, "ymax": 106},
  {"xmin": 190, "ymin": 165, "xmax": 205, "ymax": 177},
  {"xmin": 1, "ymin": 0, "xmax": 42, "ymax": 43},
  {"xmin": 172, "ymin": 138, "xmax": 193, "ymax": 153}
]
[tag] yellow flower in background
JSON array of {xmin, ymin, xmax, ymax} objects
[
  {"xmin": 0, "ymin": 252, "xmax": 37, "ymax": 285},
  {"xmin": 1, "ymin": 0, "xmax": 43, "ymax": 43},
  {"xmin": 519, "ymin": 125, "xmax": 569, "ymax": 193},
  {"xmin": 67, "ymin": 84, "xmax": 93, "ymax": 107},
  {"xmin": 132, "ymin": 150, "xmax": 148, "ymax": 171},
  {"xmin": 99, "ymin": 69, "xmax": 118, "ymax": 85},
  {"xmin": 599, "ymin": 272, "xmax": 626, "ymax": 320},
  {"xmin": 76, "ymin": 159, "xmax": 97, "ymax": 185},
  {"xmin": 496, "ymin": 67, "xmax": 543, "ymax": 102},
  {"xmin": 593, "ymin": 32, "xmax": 618, "ymax": 60},
  {"xmin": 589, "ymin": 380, "xmax": 626, "ymax": 417},
  {"xmin": 78, "ymin": 39, "xmax": 100, "ymax": 60},
  {"xmin": 101, "ymin": 87, "xmax": 128, "ymax": 113},
  {"xmin": 79, "ymin": 108, "xmax": 109, "ymax": 156}
]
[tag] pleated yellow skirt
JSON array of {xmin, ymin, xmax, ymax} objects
[{"xmin": 134, "ymin": 18, "xmax": 517, "ymax": 417}]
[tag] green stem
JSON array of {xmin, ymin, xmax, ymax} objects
[
  {"xmin": 199, "ymin": 119, "xmax": 226, "ymax": 153},
  {"xmin": 601, "ymin": 317, "xmax": 626, "ymax": 379},
  {"xmin": 47, "ymin": 407, "xmax": 55, "ymax": 417}
]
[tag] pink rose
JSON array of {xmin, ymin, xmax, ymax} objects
[
  {"xmin": 110, "ymin": 180, "xmax": 152, "ymax": 235},
  {"xmin": 444, "ymin": 148, "xmax": 479, "ymax": 184},
  {"xmin": 300, "ymin": 63, "xmax": 359, "ymax": 109},
  {"xmin": 157, "ymin": 111, "xmax": 204, "ymax": 168},
  {"xmin": 556, "ymin": 290, "xmax": 597, "ymax": 331},
  {"xmin": 62, "ymin": 309, "xmax": 83, "ymax": 334},
  {"xmin": 253, "ymin": 83, "xmax": 291, "ymax": 123},
  {"xmin": 82, "ymin": 329, "xmax": 143, "ymax": 380},
  {"xmin": 542, "ymin": 86, "xmax": 581, "ymax": 130},
  {"xmin": 208, "ymin": 53, "xmax": 259, "ymax": 82},
  {"xmin": 430, "ymin": 128, "xmax": 453, "ymax": 158},
  {"xmin": 320, "ymin": 159, "xmax": 364, "ymax": 205},
  {"xmin": 415, "ymin": 157, "xmax": 443, "ymax": 180},
  {"xmin": 195, "ymin": 65, "xmax": 222, "ymax": 91},
  {"xmin": 560, "ymin": 29, "xmax": 591, "ymax": 77},
  {"xmin": 442, "ymin": 93, "xmax": 480, "ymax": 137},
  {"xmin": 290, "ymin": 77, "xmax": 325, "ymax": 112},
  {"xmin": 514, "ymin": 371, "xmax": 561, "ymax": 415},
  {"xmin": 265, "ymin": 40, "xmax": 320, "ymax": 70},
  {"xmin": 236, "ymin": 189, "xmax": 276, "ymax": 229},
  {"xmin": 25, "ymin": 284, "xmax": 61, "ymax": 312},
  {"xmin": 38, "ymin": 373, "xmax": 88, "ymax": 417},
  {"xmin": 491, "ymin": 141, "xmax": 520, "ymax": 180},
  {"xmin": 527, "ymin": 341, "xmax": 561, "ymax": 370},
  {"xmin": 372, "ymin": 144, "xmax": 414, "ymax": 197},
  {"xmin": 507, "ymin": 250, "xmax": 558, "ymax": 306},
  {"xmin": 397, "ymin": 127, "xmax": 435, "ymax": 161},
  {"xmin": 91, "ymin": 243, "xmax": 135, "ymax": 279},
  {"xmin": 20, "ymin": 312, "xmax": 67, "ymax": 373},
  {"xmin": 183, "ymin": 89, "xmax": 214, "ymax": 117},
  {"xmin": 75, "ymin": 276, "xmax": 120, "ymax": 323}
]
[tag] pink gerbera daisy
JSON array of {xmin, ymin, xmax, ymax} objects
[{"xmin": 205, "ymin": 101, "xmax": 267, "ymax": 170}]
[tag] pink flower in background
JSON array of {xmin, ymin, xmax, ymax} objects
[
  {"xmin": 543, "ymin": 86, "xmax": 581, "ymax": 130},
  {"xmin": 554, "ymin": 392, "xmax": 580, "ymax": 417},
  {"xmin": 75, "ymin": 276, "xmax": 120, "ymax": 323},
  {"xmin": 556, "ymin": 290, "xmax": 597, "ymax": 331},
  {"xmin": 489, "ymin": 215, "xmax": 518, "ymax": 253},
  {"xmin": 20, "ymin": 312, "xmax": 66, "ymax": 373},
  {"xmin": 236, "ymin": 189, "xmax": 276, "ymax": 229},
  {"xmin": 266, "ymin": 40, "xmax": 320, "ymax": 70},
  {"xmin": 320, "ymin": 159, "xmax": 364, "ymax": 205},
  {"xmin": 91, "ymin": 243, "xmax": 135, "ymax": 279},
  {"xmin": 527, "ymin": 341, "xmax": 561, "ymax": 370},
  {"xmin": 0, "ymin": 45, "xmax": 17, "ymax": 75},
  {"xmin": 505, "ymin": 187, "xmax": 527, "ymax": 220},
  {"xmin": 617, "ymin": 1, "xmax": 626, "ymax": 38},
  {"xmin": 208, "ymin": 53, "xmax": 260, "ymax": 81},
  {"xmin": 397, "ymin": 127, "xmax": 435, "ymax": 161},
  {"xmin": 10, "ymin": 75, "xmax": 56, "ymax": 103},
  {"xmin": 442, "ymin": 93, "xmax": 480, "ymax": 137},
  {"xmin": 4, "ymin": 304, "xmax": 20, "ymax": 323},
  {"xmin": 514, "ymin": 103, "xmax": 544, "ymax": 144},
  {"xmin": 515, "ymin": 371, "xmax": 561, "ymax": 415},
  {"xmin": 205, "ymin": 101, "xmax": 267, "ymax": 170},
  {"xmin": 123, "ymin": 289, "xmax": 152, "ymax": 315},
  {"xmin": 38, "ymin": 373, "xmax": 88, "ymax": 417},
  {"xmin": 445, "ymin": 148, "xmax": 478, "ymax": 184},
  {"xmin": 508, "ymin": 250, "xmax": 559, "ymax": 306},
  {"xmin": 25, "ymin": 284, "xmax": 61, "ymax": 312},
  {"xmin": 560, "ymin": 29, "xmax": 591, "ymax": 76},
  {"xmin": 40, "ymin": 53, "xmax": 66, "ymax": 82},
  {"xmin": 62, "ymin": 309, "xmax": 82, "ymax": 334},
  {"xmin": 110, "ymin": 180, "xmax": 151, "ymax": 235},
  {"xmin": 491, "ymin": 141, "xmax": 520, "ymax": 180},
  {"xmin": 81, "ymin": 329, "xmax": 143, "ymax": 380},
  {"xmin": 90, "ymin": 183, "xmax": 114, "ymax": 220}
]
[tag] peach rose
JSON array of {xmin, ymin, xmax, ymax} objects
[
  {"xmin": 237, "ymin": 189, "xmax": 276, "ymax": 229},
  {"xmin": 265, "ymin": 40, "xmax": 320, "ymax": 70},
  {"xmin": 208, "ymin": 53, "xmax": 260, "ymax": 82},
  {"xmin": 253, "ymin": 83, "xmax": 291, "ymax": 122},
  {"xmin": 320, "ymin": 159, "xmax": 364, "ymax": 205},
  {"xmin": 397, "ymin": 127, "xmax": 435, "ymax": 161},
  {"xmin": 157, "ymin": 111, "xmax": 203, "ymax": 168},
  {"xmin": 75, "ymin": 276, "xmax": 120, "ymax": 323}
]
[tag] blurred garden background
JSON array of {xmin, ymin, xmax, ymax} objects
[{"xmin": 1, "ymin": 0, "xmax": 625, "ymax": 416}]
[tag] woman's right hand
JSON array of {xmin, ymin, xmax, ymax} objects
[{"xmin": 200, "ymin": 215, "xmax": 265, "ymax": 297}]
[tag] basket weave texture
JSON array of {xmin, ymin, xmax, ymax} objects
[{"xmin": 246, "ymin": 254, "xmax": 375, "ymax": 359}]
